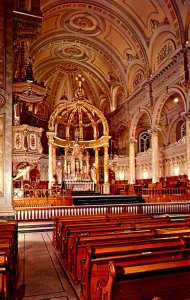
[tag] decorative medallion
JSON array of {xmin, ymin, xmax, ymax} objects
[
  {"xmin": 56, "ymin": 45, "xmax": 89, "ymax": 61},
  {"xmin": 62, "ymin": 12, "xmax": 102, "ymax": 35}
]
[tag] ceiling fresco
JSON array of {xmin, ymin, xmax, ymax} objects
[{"xmin": 14, "ymin": 0, "xmax": 190, "ymax": 114}]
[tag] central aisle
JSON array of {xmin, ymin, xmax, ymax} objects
[{"xmin": 15, "ymin": 231, "xmax": 79, "ymax": 300}]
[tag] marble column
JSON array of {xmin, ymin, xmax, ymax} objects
[
  {"xmin": 186, "ymin": 119, "xmax": 190, "ymax": 180},
  {"xmin": 103, "ymin": 145, "xmax": 110, "ymax": 194},
  {"xmin": 129, "ymin": 139, "xmax": 136, "ymax": 184},
  {"xmin": 64, "ymin": 149, "xmax": 68, "ymax": 178},
  {"xmin": 52, "ymin": 145, "xmax": 56, "ymax": 177},
  {"xmin": 86, "ymin": 151, "xmax": 90, "ymax": 176},
  {"xmin": 0, "ymin": 0, "xmax": 14, "ymax": 218},
  {"xmin": 47, "ymin": 132, "xmax": 55, "ymax": 188},
  {"xmin": 151, "ymin": 128, "xmax": 160, "ymax": 183},
  {"xmin": 94, "ymin": 148, "xmax": 99, "ymax": 184}
]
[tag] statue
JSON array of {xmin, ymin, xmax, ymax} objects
[{"xmin": 91, "ymin": 164, "xmax": 97, "ymax": 183}]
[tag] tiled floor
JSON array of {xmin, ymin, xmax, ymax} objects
[{"xmin": 15, "ymin": 231, "xmax": 79, "ymax": 300}]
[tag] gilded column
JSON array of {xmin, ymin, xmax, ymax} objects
[
  {"xmin": 52, "ymin": 145, "xmax": 56, "ymax": 177},
  {"xmin": 150, "ymin": 128, "xmax": 160, "ymax": 183},
  {"xmin": 95, "ymin": 148, "xmax": 99, "ymax": 184},
  {"xmin": 47, "ymin": 132, "xmax": 55, "ymax": 188},
  {"xmin": 103, "ymin": 144, "xmax": 110, "ymax": 194},
  {"xmin": 129, "ymin": 139, "xmax": 136, "ymax": 184}
]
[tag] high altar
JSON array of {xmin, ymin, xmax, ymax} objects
[{"xmin": 47, "ymin": 75, "xmax": 111, "ymax": 194}]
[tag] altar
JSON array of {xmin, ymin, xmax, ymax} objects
[{"xmin": 65, "ymin": 180, "xmax": 94, "ymax": 192}]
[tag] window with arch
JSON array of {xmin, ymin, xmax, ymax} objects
[
  {"xmin": 139, "ymin": 132, "xmax": 150, "ymax": 152},
  {"xmin": 181, "ymin": 122, "xmax": 186, "ymax": 138}
]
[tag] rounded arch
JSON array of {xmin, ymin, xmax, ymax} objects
[
  {"xmin": 150, "ymin": 30, "xmax": 176, "ymax": 72},
  {"xmin": 110, "ymin": 84, "xmax": 124, "ymax": 111},
  {"xmin": 99, "ymin": 96, "xmax": 110, "ymax": 115},
  {"xmin": 166, "ymin": 115, "xmax": 185, "ymax": 145},
  {"xmin": 115, "ymin": 121, "xmax": 129, "ymax": 156},
  {"xmin": 129, "ymin": 108, "xmax": 153, "ymax": 140},
  {"xmin": 153, "ymin": 86, "xmax": 187, "ymax": 128},
  {"xmin": 127, "ymin": 63, "xmax": 146, "ymax": 95}
]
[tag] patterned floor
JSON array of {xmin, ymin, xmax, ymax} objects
[{"xmin": 14, "ymin": 231, "xmax": 79, "ymax": 300}]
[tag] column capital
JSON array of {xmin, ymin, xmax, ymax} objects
[
  {"xmin": 129, "ymin": 138, "xmax": 137, "ymax": 144},
  {"xmin": 46, "ymin": 131, "xmax": 55, "ymax": 143},
  {"xmin": 148, "ymin": 127, "xmax": 161, "ymax": 136}
]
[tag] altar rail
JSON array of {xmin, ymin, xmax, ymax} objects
[
  {"xmin": 142, "ymin": 187, "xmax": 186, "ymax": 196},
  {"xmin": 13, "ymin": 188, "xmax": 72, "ymax": 207},
  {"xmin": 65, "ymin": 181, "xmax": 94, "ymax": 191},
  {"xmin": 14, "ymin": 202, "xmax": 190, "ymax": 221}
]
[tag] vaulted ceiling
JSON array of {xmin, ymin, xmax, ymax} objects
[{"xmin": 14, "ymin": 0, "xmax": 190, "ymax": 115}]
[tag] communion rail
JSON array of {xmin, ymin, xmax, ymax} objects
[{"xmin": 14, "ymin": 202, "xmax": 190, "ymax": 221}]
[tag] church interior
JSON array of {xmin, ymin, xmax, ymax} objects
[{"xmin": 1, "ymin": 0, "xmax": 190, "ymax": 299}]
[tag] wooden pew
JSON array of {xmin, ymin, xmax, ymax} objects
[
  {"xmin": 55, "ymin": 214, "xmax": 157, "ymax": 255},
  {"xmin": 70, "ymin": 229, "xmax": 155, "ymax": 285},
  {"xmin": 80, "ymin": 236, "xmax": 190, "ymax": 300},
  {"xmin": 70, "ymin": 226, "xmax": 190, "ymax": 285},
  {"xmin": 0, "ymin": 274, "xmax": 4, "ymax": 300},
  {"xmin": 61, "ymin": 218, "xmax": 190, "ymax": 267},
  {"xmin": 0, "ymin": 221, "xmax": 18, "ymax": 299},
  {"xmin": 99, "ymin": 259, "xmax": 190, "ymax": 300},
  {"xmin": 0, "ymin": 250, "xmax": 12, "ymax": 300},
  {"xmin": 53, "ymin": 213, "xmax": 154, "ymax": 248}
]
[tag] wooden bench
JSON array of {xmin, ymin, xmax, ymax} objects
[
  {"xmin": 80, "ymin": 236, "xmax": 190, "ymax": 300},
  {"xmin": 0, "ymin": 250, "xmax": 13, "ymax": 300},
  {"xmin": 53, "ymin": 213, "xmax": 154, "ymax": 248},
  {"xmin": 0, "ymin": 221, "xmax": 18, "ymax": 299},
  {"xmin": 70, "ymin": 229, "xmax": 155, "ymax": 284},
  {"xmin": 60, "ymin": 218, "xmax": 190, "ymax": 267},
  {"xmin": 70, "ymin": 226, "xmax": 190, "ymax": 285},
  {"xmin": 0, "ymin": 273, "xmax": 4, "ymax": 300},
  {"xmin": 99, "ymin": 259, "xmax": 190, "ymax": 300},
  {"xmin": 56, "ymin": 214, "xmax": 175, "ymax": 252}
]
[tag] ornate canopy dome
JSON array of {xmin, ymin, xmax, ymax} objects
[{"xmin": 48, "ymin": 75, "xmax": 110, "ymax": 150}]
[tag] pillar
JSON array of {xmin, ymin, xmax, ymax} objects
[
  {"xmin": 151, "ymin": 128, "xmax": 160, "ymax": 183},
  {"xmin": 47, "ymin": 132, "xmax": 55, "ymax": 188},
  {"xmin": 95, "ymin": 148, "xmax": 99, "ymax": 184},
  {"xmin": 129, "ymin": 139, "xmax": 136, "ymax": 184},
  {"xmin": 52, "ymin": 145, "xmax": 56, "ymax": 177},
  {"xmin": 103, "ymin": 144, "xmax": 110, "ymax": 194}
]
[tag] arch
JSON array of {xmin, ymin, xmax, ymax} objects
[
  {"xmin": 127, "ymin": 61, "xmax": 146, "ymax": 95},
  {"xmin": 110, "ymin": 84, "xmax": 123, "ymax": 111},
  {"xmin": 149, "ymin": 25, "xmax": 176, "ymax": 66},
  {"xmin": 166, "ymin": 114, "xmax": 183, "ymax": 145},
  {"xmin": 115, "ymin": 122, "xmax": 129, "ymax": 156},
  {"xmin": 153, "ymin": 87, "xmax": 187, "ymax": 128},
  {"xmin": 151, "ymin": 33, "xmax": 176, "ymax": 72},
  {"xmin": 129, "ymin": 108, "xmax": 153, "ymax": 140}
]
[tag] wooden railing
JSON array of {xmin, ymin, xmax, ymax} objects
[
  {"xmin": 142, "ymin": 187, "xmax": 186, "ymax": 196},
  {"xmin": 14, "ymin": 202, "xmax": 190, "ymax": 221},
  {"xmin": 13, "ymin": 188, "xmax": 72, "ymax": 207}
]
